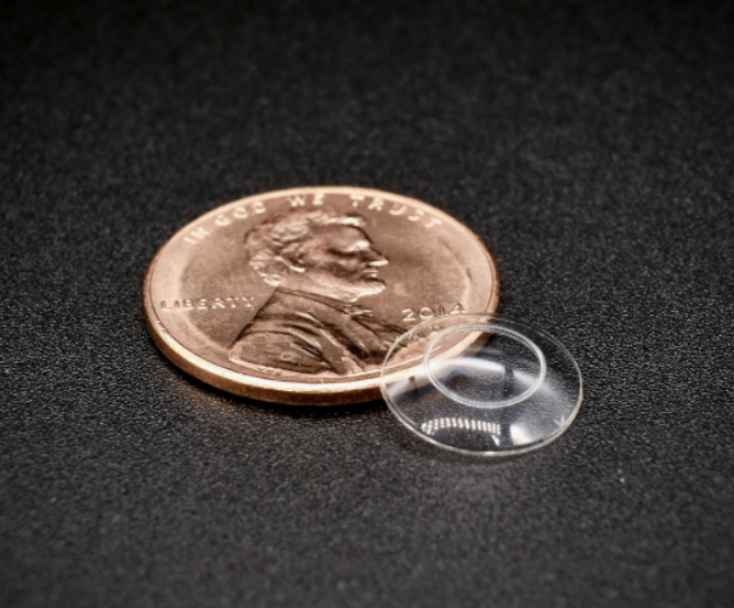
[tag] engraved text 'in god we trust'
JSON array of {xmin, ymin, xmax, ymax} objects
[{"xmin": 181, "ymin": 192, "xmax": 443, "ymax": 245}]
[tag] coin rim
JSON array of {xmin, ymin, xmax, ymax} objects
[{"xmin": 143, "ymin": 186, "xmax": 500, "ymax": 405}]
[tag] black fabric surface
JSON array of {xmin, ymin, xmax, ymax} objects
[{"xmin": 2, "ymin": 1, "xmax": 734, "ymax": 606}]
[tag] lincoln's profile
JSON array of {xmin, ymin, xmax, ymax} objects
[{"xmin": 229, "ymin": 208, "xmax": 403, "ymax": 375}]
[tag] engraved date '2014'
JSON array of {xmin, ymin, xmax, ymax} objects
[{"xmin": 402, "ymin": 303, "xmax": 466, "ymax": 322}]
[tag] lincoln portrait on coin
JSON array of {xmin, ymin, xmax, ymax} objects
[{"xmin": 229, "ymin": 208, "xmax": 404, "ymax": 375}]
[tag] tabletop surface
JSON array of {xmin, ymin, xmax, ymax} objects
[{"xmin": 2, "ymin": 1, "xmax": 733, "ymax": 606}]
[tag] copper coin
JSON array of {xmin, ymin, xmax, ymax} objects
[{"xmin": 144, "ymin": 187, "xmax": 500, "ymax": 405}]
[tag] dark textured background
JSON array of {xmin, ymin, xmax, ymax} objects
[{"xmin": 2, "ymin": 1, "xmax": 734, "ymax": 606}]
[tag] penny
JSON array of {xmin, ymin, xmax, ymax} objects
[{"xmin": 143, "ymin": 187, "xmax": 500, "ymax": 405}]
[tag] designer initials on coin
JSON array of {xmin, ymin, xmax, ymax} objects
[{"xmin": 144, "ymin": 187, "xmax": 500, "ymax": 405}]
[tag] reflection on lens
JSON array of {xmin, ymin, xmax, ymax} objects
[{"xmin": 421, "ymin": 417, "xmax": 501, "ymax": 437}]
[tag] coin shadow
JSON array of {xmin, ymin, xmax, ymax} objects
[
  {"xmin": 155, "ymin": 357, "xmax": 386, "ymax": 420},
  {"xmin": 156, "ymin": 358, "xmax": 551, "ymax": 463},
  {"xmin": 239, "ymin": 394, "xmax": 387, "ymax": 420},
  {"xmin": 153, "ymin": 349, "xmax": 555, "ymax": 463}
]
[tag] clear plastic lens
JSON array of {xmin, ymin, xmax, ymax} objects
[{"xmin": 380, "ymin": 314, "xmax": 582, "ymax": 456}]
